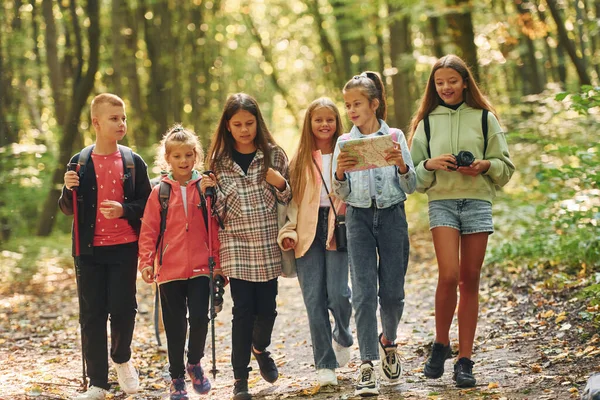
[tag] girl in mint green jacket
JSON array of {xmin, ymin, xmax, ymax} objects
[{"xmin": 409, "ymin": 55, "xmax": 514, "ymax": 388}]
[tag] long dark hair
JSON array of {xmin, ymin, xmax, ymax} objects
[
  {"xmin": 408, "ymin": 54, "xmax": 496, "ymax": 146},
  {"xmin": 206, "ymin": 93, "xmax": 280, "ymax": 172},
  {"xmin": 342, "ymin": 71, "xmax": 387, "ymax": 121}
]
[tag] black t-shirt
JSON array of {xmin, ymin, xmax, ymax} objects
[
  {"xmin": 440, "ymin": 100, "xmax": 464, "ymax": 111},
  {"xmin": 232, "ymin": 149, "xmax": 257, "ymax": 175}
]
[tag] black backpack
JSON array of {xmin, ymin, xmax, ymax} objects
[
  {"xmin": 78, "ymin": 144, "xmax": 136, "ymax": 190},
  {"xmin": 423, "ymin": 109, "xmax": 489, "ymax": 158}
]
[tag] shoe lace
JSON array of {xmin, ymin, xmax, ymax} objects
[
  {"xmin": 384, "ymin": 348, "xmax": 399, "ymax": 365},
  {"xmin": 190, "ymin": 364, "xmax": 204, "ymax": 381},
  {"xmin": 360, "ymin": 365, "xmax": 373, "ymax": 382},
  {"xmin": 173, "ymin": 379, "xmax": 185, "ymax": 392}
]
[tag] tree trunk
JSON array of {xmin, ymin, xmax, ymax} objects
[
  {"xmin": 388, "ymin": 3, "xmax": 414, "ymax": 132},
  {"xmin": 546, "ymin": 0, "xmax": 592, "ymax": 85},
  {"xmin": 445, "ymin": 0, "xmax": 480, "ymax": 81},
  {"xmin": 305, "ymin": 0, "xmax": 344, "ymax": 89},
  {"xmin": 515, "ymin": 0, "xmax": 544, "ymax": 94},
  {"xmin": 429, "ymin": 15, "xmax": 444, "ymax": 58},
  {"xmin": 36, "ymin": 0, "xmax": 100, "ymax": 236}
]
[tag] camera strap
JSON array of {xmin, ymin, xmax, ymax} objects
[{"xmin": 312, "ymin": 158, "xmax": 338, "ymax": 219}]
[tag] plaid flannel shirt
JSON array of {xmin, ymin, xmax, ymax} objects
[{"xmin": 213, "ymin": 147, "xmax": 291, "ymax": 282}]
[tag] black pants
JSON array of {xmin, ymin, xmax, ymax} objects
[
  {"xmin": 159, "ymin": 277, "xmax": 210, "ymax": 379},
  {"xmin": 76, "ymin": 243, "xmax": 138, "ymax": 390},
  {"xmin": 230, "ymin": 277, "xmax": 278, "ymax": 380}
]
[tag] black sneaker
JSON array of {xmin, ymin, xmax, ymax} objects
[
  {"xmin": 453, "ymin": 357, "xmax": 476, "ymax": 388},
  {"xmin": 251, "ymin": 348, "xmax": 279, "ymax": 383},
  {"xmin": 232, "ymin": 379, "xmax": 252, "ymax": 400},
  {"xmin": 424, "ymin": 342, "xmax": 451, "ymax": 379}
]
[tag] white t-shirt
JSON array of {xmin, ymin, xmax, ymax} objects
[
  {"xmin": 181, "ymin": 186, "xmax": 188, "ymax": 217},
  {"xmin": 320, "ymin": 154, "xmax": 333, "ymax": 207}
]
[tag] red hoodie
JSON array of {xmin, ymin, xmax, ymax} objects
[{"xmin": 138, "ymin": 175, "xmax": 221, "ymax": 284}]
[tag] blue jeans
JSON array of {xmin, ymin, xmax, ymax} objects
[
  {"xmin": 347, "ymin": 202, "xmax": 409, "ymax": 361},
  {"xmin": 296, "ymin": 207, "xmax": 353, "ymax": 370}
]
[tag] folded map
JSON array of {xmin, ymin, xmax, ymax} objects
[{"xmin": 338, "ymin": 134, "xmax": 395, "ymax": 172}]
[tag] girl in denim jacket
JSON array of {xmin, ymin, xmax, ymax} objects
[
  {"xmin": 278, "ymin": 97, "xmax": 353, "ymax": 387},
  {"xmin": 408, "ymin": 55, "xmax": 514, "ymax": 388},
  {"xmin": 332, "ymin": 72, "xmax": 416, "ymax": 397}
]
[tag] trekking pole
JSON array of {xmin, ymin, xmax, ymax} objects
[
  {"xmin": 68, "ymin": 163, "xmax": 87, "ymax": 391},
  {"xmin": 203, "ymin": 171, "xmax": 219, "ymax": 379}
]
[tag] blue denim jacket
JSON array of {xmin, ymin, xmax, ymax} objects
[{"xmin": 332, "ymin": 120, "xmax": 416, "ymax": 209}]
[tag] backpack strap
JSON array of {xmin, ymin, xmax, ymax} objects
[
  {"xmin": 482, "ymin": 109, "xmax": 489, "ymax": 156},
  {"xmin": 77, "ymin": 145, "xmax": 95, "ymax": 179},
  {"xmin": 157, "ymin": 181, "xmax": 170, "ymax": 265},
  {"xmin": 423, "ymin": 116, "xmax": 431, "ymax": 158},
  {"xmin": 197, "ymin": 181, "xmax": 209, "ymax": 232},
  {"xmin": 118, "ymin": 145, "xmax": 136, "ymax": 193}
]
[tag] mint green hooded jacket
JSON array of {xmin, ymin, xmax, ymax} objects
[{"xmin": 410, "ymin": 104, "xmax": 515, "ymax": 203}]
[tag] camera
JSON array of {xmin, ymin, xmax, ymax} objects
[
  {"xmin": 334, "ymin": 215, "xmax": 347, "ymax": 252},
  {"xmin": 453, "ymin": 151, "xmax": 475, "ymax": 167}
]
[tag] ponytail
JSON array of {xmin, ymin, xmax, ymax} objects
[{"xmin": 343, "ymin": 71, "xmax": 387, "ymax": 121}]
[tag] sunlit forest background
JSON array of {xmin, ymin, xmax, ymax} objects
[{"xmin": 0, "ymin": 0, "xmax": 599, "ymax": 307}]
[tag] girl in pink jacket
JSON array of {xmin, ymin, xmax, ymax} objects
[
  {"xmin": 138, "ymin": 125, "xmax": 222, "ymax": 400},
  {"xmin": 278, "ymin": 97, "xmax": 353, "ymax": 387}
]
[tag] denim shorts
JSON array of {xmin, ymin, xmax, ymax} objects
[{"xmin": 428, "ymin": 199, "xmax": 494, "ymax": 235}]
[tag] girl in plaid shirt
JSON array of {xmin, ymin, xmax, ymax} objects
[{"xmin": 201, "ymin": 93, "xmax": 291, "ymax": 400}]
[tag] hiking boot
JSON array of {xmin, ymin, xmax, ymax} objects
[
  {"xmin": 114, "ymin": 360, "xmax": 139, "ymax": 394},
  {"xmin": 232, "ymin": 379, "xmax": 252, "ymax": 400},
  {"xmin": 355, "ymin": 362, "xmax": 378, "ymax": 397},
  {"xmin": 317, "ymin": 368, "xmax": 338, "ymax": 386},
  {"xmin": 169, "ymin": 377, "xmax": 188, "ymax": 400},
  {"xmin": 453, "ymin": 357, "xmax": 476, "ymax": 388},
  {"xmin": 332, "ymin": 340, "xmax": 351, "ymax": 367},
  {"xmin": 186, "ymin": 362, "xmax": 211, "ymax": 394},
  {"xmin": 251, "ymin": 347, "xmax": 279, "ymax": 383},
  {"xmin": 424, "ymin": 342, "xmax": 451, "ymax": 379},
  {"xmin": 73, "ymin": 386, "xmax": 108, "ymax": 400},
  {"xmin": 378, "ymin": 333, "xmax": 401, "ymax": 382}
]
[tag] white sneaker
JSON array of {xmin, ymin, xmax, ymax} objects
[
  {"xmin": 73, "ymin": 386, "xmax": 108, "ymax": 400},
  {"xmin": 317, "ymin": 368, "xmax": 338, "ymax": 386},
  {"xmin": 378, "ymin": 333, "xmax": 401, "ymax": 383},
  {"xmin": 355, "ymin": 362, "xmax": 378, "ymax": 397},
  {"xmin": 114, "ymin": 360, "xmax": 139, "ymax": 394},
  {"xmin": 332, "ymin": 340, "xmax": 351, "ymax": 367}
]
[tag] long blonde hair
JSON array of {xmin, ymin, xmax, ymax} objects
[
  {"xmin": 408, "ymin": 54, "xmax": 496, "ymax": 146},
  {"xmin": 289, "ymin": 98, "xmax": 344, "ymax": 202}
]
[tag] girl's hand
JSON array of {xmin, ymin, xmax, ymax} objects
[
  {"xmin": 99, "ymin": 200, "xmax": 124, "ymax": 219},
  {"xmin": 335, "ymin": 150, "xmax": 358, "ymax": 180},
  {"xmin": 457, "ymin": 159, "xmax": 491, "ymax": 176},
  {"xmin": 384, "ymin": 142, "xmax": 408, "ymax": 173},
  {"xmin": 141, "ymin": 267, "xmax": 154, "ymax": 284},
  {"xmin": 200, "ymin": 173, "xmax": 217, "ymax": 194},
  {"xmin": 64, "ymin": 170, "xmax": 79, "ymax": 190},
  {"xmin": 266, "ymin": 168, "xmax": 286, "ymax": 191},
  {"xmin": 282, "ymin": 237, "xmax": 296, "ymax": 250},
  {"xmin": 423, "ymin": 154, "xmax": 457, "ymax": 172}
]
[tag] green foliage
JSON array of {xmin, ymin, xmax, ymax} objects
[
  {"xmin": 489, "ymin": 87, "xmax": 600, "ymax": 299},
  {"xmin": 0, "ymin": 234, "xmax": 72, "ymax": 294}
]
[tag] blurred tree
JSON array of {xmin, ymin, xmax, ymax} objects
[
  {"xmin": 514, "ymin": 0, "xmax": 545, "ymax": 94},
  {"xmin": 445, "ymin": 0, "xmax": 479, "ymax": 81},
  {"xmin": 36, "ymin": 0, "xmax": 100, "ymax": 236}
]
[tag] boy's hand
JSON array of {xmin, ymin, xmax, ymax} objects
[
  {"xmin": 99, "ymin": 200, "xmax": 124, "ymax": 219},
  {"xmin": 335, "ymin": 150, "xmax": 358, "ymax": 180},
  {"xmin": 282, "ymin": 237, "xmax": 296, "ymax": 250},
  {"xmin": 266, "ymin": 168, "xmax": 286, "ymax": 191},
  {"xmin": 141, "ymin": 267, "xmax": 154, "ymax": 283},
  {"xmin": 200, "ymin": 173, "xmax": 217, "ymax": 194},
  {"xmin": 457, "ymin": 159, "xmax": 491, "ymax": 176},
  {"xmin": 424, "ymin": 154, "xmax": 457, "ymax": 172},
  {"xmin": 384, "ymin": 142, "xmax": 408, "ymax": 173},
  {"xmin": 64, "ymin": 171, "xmax": 80, "ymax": 190}
]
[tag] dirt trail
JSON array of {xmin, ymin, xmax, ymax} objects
[{"xmin": 1, "ymin": 232, "xmax": 594, "ymax": 399}]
